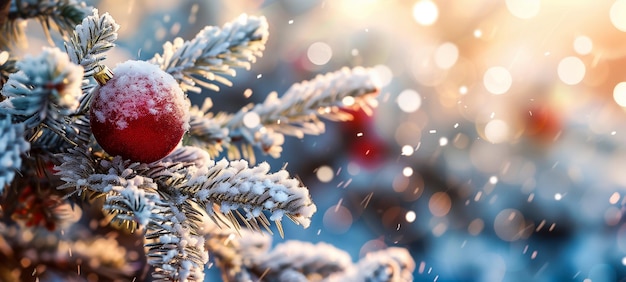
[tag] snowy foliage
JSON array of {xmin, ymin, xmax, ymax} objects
[
  {"xmin": 0, "ymin": 114, "xmax": 29, "ymax": 193},
  {"xmin": 186, "ymin": 67, "xmax": 381, "ymax": 163},
  {"xmin": 64, "ymin": 8, "xmax": 118, "ymax": 77},
  {"xmin": 150, "ymin": 14, "xmax": 268, "ymax": 93},
  {"xmin": 0, "ymin": 47, "xmax": 88, "ymax": 151},
  {"xmin": 212, "ymin": 231, "xmax": 416, "ymax": 282},
  {"xmin": 0, "ymin": 4, "xmax": 415, "ymax": 282},
  {"xmin": 0, "ymin": 47, "xmax": 83, "ymax": 127}
]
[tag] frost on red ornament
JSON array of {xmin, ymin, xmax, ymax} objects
[{"xmin": 90, "ymin": 60, "xmax": 190, "ymax": 163}]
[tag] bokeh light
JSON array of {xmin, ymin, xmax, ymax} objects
[
  {"xmin": 323, "ymin": 204, "xmax": 353, "ymax": 234},
  {"xmin": 401, "ymin": 145, "xmax": 414, "ymax": 156},
  {"xmin": 483, "ymin": 66, "xmax": 512, "ymax": 95},
  {"xmin": 557, "ymin": 56, "xmax": 586, "ymax": 85},
  {"xmin": 434, "ymin": 42, "xmax": 459, "ymax": 69},
  {"xmin": 307, "ymin": 41, "xmax": 332, "ymax": 65},
  {"xmin": 493, "ymin": 209, "xmax": 527, "ymax": 242},
  {"xmin": 611, "ymin": 0, "xmax": 626, "ymax": 32},
  {"xmin": 396, "ymin": 89, "xmax": 422, "ymax": 113},
  {"xmin": 613, "ymin": 82, "xmax": 626, "ymax": 107},
  {"xmin": 505, "ymin": 0, "xmax": 541, "ymax": 19},
  {"xmin": 316, "ymin": 165, "xmax": 334, "ymax": 183},
  {"xmin": 372, "ymin": 64, "xmax": 393, "ymax": 87},
  {"xmin": 484, "ymin": 119, "xmax": 510, "ymax": 144},
  {"xmin": 428, "ymin": 192, "xmax": 451, "ymax": 217},
  {"xmin": 574, "ymin": 35, "xmax": 593, "ymax": 55},
  {"xmin": 412, "ymin": 0, "xmax": 439, "ymax": 26}
]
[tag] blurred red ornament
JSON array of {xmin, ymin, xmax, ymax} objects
[
  {"xmin": 11, "ymin": 186, "xmax": 62, "ymax": 231},
  {"xmin": 524, "ymin": 105, "xmax": 562, "ymax": 143},
  {"xmin": 341, "ymin": 108, "xmax": 388, "ymax": 169}
]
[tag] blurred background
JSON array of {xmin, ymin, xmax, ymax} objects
[{"xmin": 17, "ymin": 0, "xmax": 626, "ymax": 281}]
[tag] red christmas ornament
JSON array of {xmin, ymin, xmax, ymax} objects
[
  {"xmin": 524, "ymin": 104, "xmax": 562, "ymax": 144},
  {"xmin": 90, "ymin": 60, "xmax": 190, "ymax": 163}
]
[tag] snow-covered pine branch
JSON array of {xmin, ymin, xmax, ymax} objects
[
  {"xmin": 0, "ymin": 114, "xmax": 29, "ymax": 194},
  {"xmin": 64, "ymin": 8, "xmax": 118, "ymax": 77},
  {"xmin": 57, "ymin": 145, "xmax": 317, "ymax": 280},
  {"xmin": 64, "ymin": 8, "xmax": 118, "ymax": 112},
  {"xmin": 0, "ymin": 47, "xmax": 88, "ymax": 151},
  {"xmin": 236, "ymin": 66, "xmax": 381, "ymax": 136},
  {"xmin": 145, "ymin": 194, "xmax": 207, "ymax": 282},
  {"xmin": 150, "ymin": 14, "xmax": 269, "ymax": 93},
  {"xmin": 248, "ymin": 240, "xmax": 353, "ymax": 281},
  {"xmin": 1, "ymin": 0, "xmax": 88, "ymax": 48},
  {"xmin": 148, "ymin": 153, "xmax": 317, "ymax": 237},
  {"xmin": 328, "ymin": 247, "xmax": 416, "ymax": 282},
  {"xmin": 211, "ymin": 233, "xmax": 416, "ymax": 282},
  {"xmin": 185, "ymin": 98, "xmax": 232, "ymax": 158},
  {"xmin": 186, "ymin": 67, "xmax": 380, "ymax": 161}
]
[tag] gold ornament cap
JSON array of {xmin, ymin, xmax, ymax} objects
[{"xmin": 94, "ymin": 65, "xmax": 114, "ymax": 86}]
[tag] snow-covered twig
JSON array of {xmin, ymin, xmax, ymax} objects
[
  {"xmin": 150, "ymin": 14, "xmax": 268, "ymax": 93},
  {"xmin": 328, "ymin": 247, "xmax": 416, "ymax": 282},
  {"xmin": 64, "ymin": 8, "xmax": 118, "ymax": 113},
  {"xmin": 147, "ymin": 154, "xmax": 317, "ymax": 236},
  {"xmin": 146, "ymin": 194, "xmax": 208, "ymax": 282},
  {"xmin": 215, "ymin": 234, "xmax": 416, "ymax": 282},
  {"xmin": 64, "ymin": 8, "xmax": 118, "ymax": 77},
  {"xmin": 0, "ymin": 114, "xmax": 29, "ymax": 193},
  {"xmin": 186, "ymin": 67, "xmax": 380, "ymax": 161},
  {"xmin": 0, "ymin": 47, "xmax": 86, "ymax": 151}
]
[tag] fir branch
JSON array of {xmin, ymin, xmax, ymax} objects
[
  {"xmin": 55, "ymin": 147, "xmax": 148, "ymax": 201},
  {"xmin": 2, "ymin": 0, "xmax": 88, "ymax": 48},
  {"xmin": 0, "ymin": 114, "xmax": 29, "ymax": 193},
  {"xmin": 328, "ymin": 247, "xmax": 416, "ymax": 282},
  {"xmin": 64, "ymin": 8, "xmax": 118, "ymax": 77},
  {"xmin": 206, "ymin": 228, "xmax": 271, "ymax": 281},
  {"xmin": 64, "ymin": 8, "xmax": 119, "ymax": 113},
  {"xmin": 186, "ymin": 67, "xmax": 380, "ymax": 161},
  {"xmin": 229, "ymin": 66, "xmax": 381, "ymax": 138},
  {"xmin": 185, "ymin": 98, "xmax": 231, "ymax": 157},
  {"xmin": 248, "ymin": 240, "xmax": 352, "ymax": 281},
  {"xmin": 145, "ymin": 195, "xmax": 207, "ymax": 282},
  {"xmin": 103, "ymin": 175, "xmax": 160, "ymax": 228},
  {"xmin": 0, "ymin": 47, "xmax": 88, "ymax": 151},
  {"xmin": 153, "ymin": 158, "xmax": 317, "ymax": 235},
  {"xmin": 150, "ymin": 14, "xmax": 269, "ymax": 93}
]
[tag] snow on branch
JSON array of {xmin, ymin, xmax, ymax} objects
[
  {"xmin": 146, "ymin": 197, "xmax": 207, "ymax": 282},
  {"xmin": 0, "ymin": 47, "xmax": 83, "ymax": 126},
  {"xmin": 150, "ymin": 14, "xmax": 269, "ymax": 93},
  {"xmin": 238, "ymin": 66, "xmax": 381, "ymax": 136},
  {"xmin": 64, "ymin": 8, "xmax": 118, "ymax": 77},
  {"xmin": 186, "ymin": 67, "xmax": 381, "ymax": 161},
  {"xmin": 56, "ymin": 145, "xmax": 317, "ymax": 280},
  {"xmin": 213, "ymin": 235, "xmax": 416, "ymax": 281},
  {"xmin": 0, "ymin": 114, "xmax": 29, "ymax": 193},
  {"xmin": 149, "ymin": 157, "xmax": 317, "ymax": 236},
  {"xmin": 0, "ymin": 47, "xmax": 88, "ymax": 151},
  {"xmin": 250, "ymin": 240, "xmax": 352, "ymax": 281},
  {"xmin": 328, "ymin": 247, "xmax": 416, "ymax": 282}
]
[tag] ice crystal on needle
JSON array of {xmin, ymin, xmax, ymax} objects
[{"xmin": 0, "ymin": 2, "xmax": 414, "ymax": 281}]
